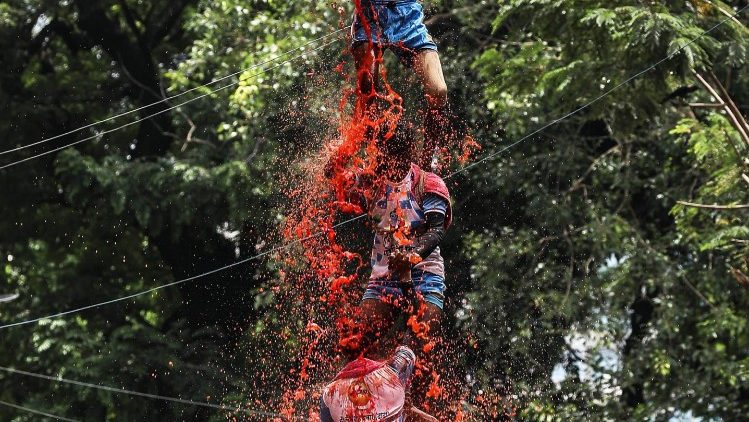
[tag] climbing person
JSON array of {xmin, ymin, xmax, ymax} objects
[
  {"xmin": 351, "ymin": 0, "xmax": 457, "ymax": 169},
  {"xmin": 328, "ymin": 121, "xmax": 451, "ymax": 410},
  {"xmin": 320, "ymin": 345, "xmax": 438, "ymax": 422},
  {"xmin": 340, "ymin": 122, "xmax": 450, "ymax": 355}
]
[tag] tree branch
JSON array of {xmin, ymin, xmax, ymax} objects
[
  {"xmin": 708, "ymin": 71, "xmax": 749, "ymax": 142},
  {"xmin": 703, "ymin": 0, "xmax": 748, "ymax": 29},
  {"xmin": 688, "ymin": 102, "xmax": 723, "ymax": 108},
  {"xmin": 679, "ymin": 276, "xmax": 716, "ymax": 309},
  {"xmin": 568, "ymin": 145, "xmax": 620, "ymax": 193},
  {"xmin": 117, "ymin": 0, "xmax": 149, "ymax": 56},
  {"xmin": 145, "ymin": 0, "xmax": 194, "ymax": 46},
  {"xmin": 693, "ymin": 71, "xmax": 749, "ymax": 149}
]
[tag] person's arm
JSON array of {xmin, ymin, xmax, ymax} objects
[
  {"xmin": 320, "ymin": 396, "xmax": 333, "ymax": 422},
  {"xmin": 412, "ymin": 194, "xmax": 448, "ymax": 259},
  {"xmin": 407, "ymin": 406, "xmax": 440, "ymax": 422},
  {"xmin": 388, "ymin": 346, "xmax": 416, "ymax": 387},
  {"xmin": 388, "ymin": 194, "xmax": 448, "ymax": 275}
]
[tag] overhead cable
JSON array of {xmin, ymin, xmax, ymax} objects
[
  {"xmin": 0, "ymin": 399, "xmax": 80, "ymax": 422},
  {"xmin": 1, "ymin": 5, "xmax": 746, "ymax": 328},
  {"xmin": 447, "ymin": 4, "xmax": 749, "ymax": 179},
  {"xmin": 0, "ymin": 215, "xmax": 365, "ymax": 330},
  {"xmin": 0, "ymin": 366, "xmax": 291, "ymax": 420},
  {"xmin": 0, "ymin": 36, "xmax": 344, "ymax": 171},
  {"xmin": 0, "ymin": 28, "xmax": 347, "ymax": 157}
]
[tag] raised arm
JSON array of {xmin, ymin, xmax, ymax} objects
[
  {"xmin": 388, "ymin": 345, "xmax": 416, "ymax": 387},
  {"xmin": 319, "ymin": 396, "xmax": 334, "ymax": 422}
]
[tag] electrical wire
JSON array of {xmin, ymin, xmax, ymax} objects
[
  {"xmin": 0, "ymin": 36, "xmax": 344, "ymax": 171},
  {"xmin": 0, "ymin": 215, "xmax": 365, "ymax": 330},
  {"xmin": 0, "ymin": 366, "xmax": 291, "ymax": 420},
  {"xmin": 1, "ymin": 3, "xmax": 745, "ymax": 332},
  {"xmin": 0, "ymin": 28, "xmax": 347, "ymax": 157},
  {"xmin": 0, "ymin": 6, "xmax": 746, "ymax": 421},
  {"xmin": 0, "ymin": 399, "xmax": 80, "ymax": 422},
  {"xmin": 446, "ymin": 3, "xmax": 749, "ymax": 179}
]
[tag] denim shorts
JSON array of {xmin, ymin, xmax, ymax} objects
[
  {"xmin": 351, "ymin": 0, "xmax": 438, "ymax": 66},
  {"xmin": 362, "ymin": 269, "xmax": 446, "ymax": 309}
]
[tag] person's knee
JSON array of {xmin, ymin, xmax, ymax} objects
[
  {"xmin": 425, "ymin": 81, "xmax": 448, "ymax": 109},
  {"xmin": 421, "ymin": 302, "xmax": 443, "ymax": 332}
]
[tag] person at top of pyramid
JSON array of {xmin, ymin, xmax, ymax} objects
[{"xmin": 351, "ymin": 0, "xmax": 460, "ymax": 170}]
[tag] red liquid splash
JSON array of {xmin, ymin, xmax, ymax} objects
[{"xmin": 264, "ymin": 2, "xmax": 510, "ymax": 420}]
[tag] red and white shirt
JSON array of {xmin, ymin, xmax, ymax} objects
[{"xmin": 321, "ymin": 346, "xmax": 416, "ymax": 422}]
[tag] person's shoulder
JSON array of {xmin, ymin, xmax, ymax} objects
[
  {"xmin": 322, "ymin": 379, "xmax": 344, "ymax": 401},
  {"xmin": 412, "ymin": 164, "xmax": 448, "ymax": 190},
  {"xmin": 423, "ymin": 172, "xmax": 450, "ymax": 200}
]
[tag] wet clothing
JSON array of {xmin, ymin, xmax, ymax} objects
[
  {"xmin": 412, "ymin": 207, "xmax": 447, "ymax": 259},
  {"xmin": 321, "ymin": 346, "xmax": 416, "ymax": 422},
  {"xmin": 364, "ymin": 164, "xmax": 451, "ymax": 309},
  {"xmin": 363, "ymin": 268, "xmax": 447, "ymax": 309},
  {"xmin": 351, "ymin": 0, "xmax": 438, "ymax": 66}
]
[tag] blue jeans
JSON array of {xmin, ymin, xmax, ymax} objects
[
  {"xmin": 362, "ymin": 269, "xmax": 446, "ymax": 309},
  {"xmin": 351, "ymin": 0, "xmax": 438, "ymax": 66}
]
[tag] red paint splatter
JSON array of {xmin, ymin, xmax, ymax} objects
[{"xmin": 270, "ymin": 1, "xmax": 483, "ymax": 419}]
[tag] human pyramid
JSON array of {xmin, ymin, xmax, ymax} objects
[{"xmin": 319, "ymin": 1, "xmax": 470, "ymax": 421}]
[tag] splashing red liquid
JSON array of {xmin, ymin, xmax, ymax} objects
[{"xmin": 266, "ymin": 2, "xmax": 504, "ymax": 420}]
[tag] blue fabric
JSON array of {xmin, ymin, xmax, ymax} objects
[
  {"xmin": 352, "ymin": 0, "xmax": 438, "ymax": 66},
  {"xmin": 362, "ymin": 269, "xmax": 446, "ymax": 309},
  {"xmin": 320, "ymin": 396, "xmax": 333, "ymax": 422},
  {"xmin": 422, "ymin": 193, "xmax": 448, "ymax": 215}
]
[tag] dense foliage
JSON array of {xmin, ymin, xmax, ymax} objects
[{"xmin": 1, "ymin": 0, "xmax": 748, "ymax": 420}]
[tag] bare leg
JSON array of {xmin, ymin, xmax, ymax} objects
[
  {"xmin": 412, "ymin": 50, "xmax": 452, "ymax": 169},
  {"xmin": 412, "ymin": 50, "xmax": 448, "ymax": 110},
  {"xmin": 408, "ymin": 301, "xmax": 443, "ymax": 410},
  {"xmin": 352, "ymin": 42, "xmax": 382, "ymax": 110},
  {"xmin": 357, "ymin": 298, "xmax": 398, "ymax": 359}
]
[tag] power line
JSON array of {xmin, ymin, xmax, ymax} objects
[
  {"xmin": 0, "ymin": 215, "xmax": 365, "ymax": 330},
  {"xmin": 0, "ymin": 399, "xmax": 79, "ymax": 422},
  {"xmin": 0, "ymin": 7, "xmax": 745, "ymax": 421},
  {"xmin": 0, "ymin": 28, "xmax": 347, "ymax": 157},
  {"xmin": 0, "ymin": 36, "xmax": 344, "ymax": 171},
  {"xmin": 446, "ymin": 3, "xmax": 749, "ymax": 179},
  {"xmin": 0, "ymin": 366, "xmax": 289, "ymax": 421},
  {"xmin": 1, "ymin": 4, "xmax": 745, "ymax": 330}
]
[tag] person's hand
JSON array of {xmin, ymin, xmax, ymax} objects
[
  {"xmin": 408, "ymin": 406, "xmax": 439, "ymax": 422},
  {"xmin": 388, "ymin": 250, "xmax": 414, "ymax": 281}
]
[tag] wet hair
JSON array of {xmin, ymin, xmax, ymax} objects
[{"xmin": 376, "ymin": 120, "xmax": 418, "ymax": 162}]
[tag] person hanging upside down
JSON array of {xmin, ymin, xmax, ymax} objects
[
  {"xmin": 320, "ymin": 345, "xmax": 438, "ymax": 422},
  {"xmin": 351, "ymin": 0, "xmax": 456, "ymax": 169}
]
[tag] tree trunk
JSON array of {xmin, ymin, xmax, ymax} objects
[{"xmin": 73, "ymin": 0, "xmax": 175, "ymax": 157}]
